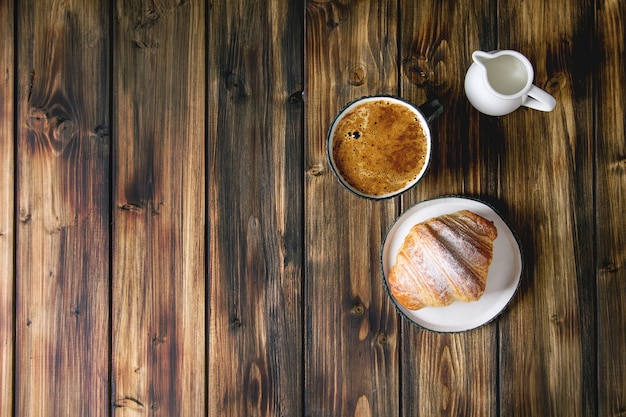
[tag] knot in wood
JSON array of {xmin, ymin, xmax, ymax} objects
[
  {"xmin": 289, "ymin": 90, "xmax": 304, "ymax": 104},
  {"xmin": 346, "ymin": 63, "xmax": 366, "ymax": 86},
  {"xmin": 323, "ymin": 1, "xmax": 348, "ymax": 29},
  {"xmin": 550, "ymin": 314, "xmax": 564, "ymax": 324},
  {"xmin": 544, "ymin": 71, "xmax": 568, "ymax": 95},
  {"xmin": 113, "ymin": 397, "xmax": 144, "ymax": 410},
  {"xmin": 134, "ymin": 8, "xmax": 161, "ymax": 31},
  {"xmin": 20, "ymin": 211, "xmax": 32, "ymax": 224},
  {"xmin": 307, "ymin": 164, "xmax": 324, "ymax": 177},
  {"xmin": 94, "ymin": 125, "xmax": 110, "ymax": 139},
  {"xmin": 53, "ymin": 118, "xmax": 77, "ymax": 144},
  {"xmin": 351, "ymin": 303, "xmax": 365, "ymax": 315},
  {"xmin": 224, "ymin": 71, "xmax": 248, "ymax": 99},
  {"xmin": 132, "ymin": 37, "xmax": 160, "ymax": 50},
  {"xmin": 226, "ymin": 72, "xmax": 240, "ymax": 88},
  {"xmin": 230, "ymin": 316, "xmax": 243, "ymax": 330},
  {"xmin": 118, "ymin": 202, "xmax": 143, "ymax": 212},
  {"xmin": 27, "ymin": 108, "xmax": 49, "ymax": 133},
  {"xmin": 602, "ymin": 261, "xmax": 620, "ymax": 273},
  {"xmin": 403, "ymin": 55, "xmax": 431, "ymax": 87}
]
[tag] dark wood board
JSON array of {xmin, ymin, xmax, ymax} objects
[
  {"xmin": 305, "ymin": 1, "xmax": 401, "ymax": 415},
  {"xmin": 596, "ymin": 1, "xmax": 626, "ymax": 415},
  {"xmin": 399, "ymin": 1, "xmax": 499, "ymax": 416},
  {"xmin": 207, "ymin": 0, "xmax": 304, "ymax": 415},
  {"xmin": 111, "ymin": 0, "xmax": 206, "ymax": 414},
  {"xmin": 0, "ymin": 0, "xmax": 15, "ymax": 415},
  {"xmin": 496, "ymin": 0, "xmax": 597, "ymax": 416},
  {"xmin": 0, "ymin": 0, "xmax": 623, "ymax": 415},
  {"xmin": 14, "ymin": 0, "xmax": 111, "ymax": 415}
]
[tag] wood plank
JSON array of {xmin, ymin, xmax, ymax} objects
[
  {"xmin": 399, "ymin": 1, "xmax": 499, "ymax": 415},
  {"xmin": 0, "ymin": 1, "xmax": 15, "ymax": 416},
  {"xmin": 111, "ymin": 1, "xmax": 205, "ymax": 414},
  {"xmin": 14, "ymin": 0, "xmax": 111, "ymax": 415},
  {"xmin": 497, "ymin": 0, "xmax": 596, "ymax": 415},
  {"xmin": 305, "ymin": 1, "xmax": 400, "ymax": 415},
  {"xmin": 207, "ymin": 0, "xmax": 304, "ymax": 415},
  {"xmin": 596, "ymin": 0, "xmax": 626, "ymax": 414}
]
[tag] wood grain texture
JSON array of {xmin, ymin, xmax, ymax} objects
[
  {"xmin": 305, "ymin": 1, "xmax": 400, "ymax": 415},
  {"xmin": 208, "ymin": 0, "xmax": 304, "ymax": 415},
  {"xmin": 111, "ymin": 0, "xmax": 205, "ymax": 415},
  {"xmin": 596, "ymin": 1, "xmax": 626, "ymax": 415},
  {"xmin": 401, "ymin": 0, "xmax": 499, "ymax": 200},
  {"xmin": 0, "ymin": 1, "xmax": 15, "ymax": 416},
  {"xmin": 1, "ymin": 1, "xmax": 623, "ymax": 415},
  {"xmin": 15, "ymin": 0, "xmax": 111, "ymax": 415},
  {"xmin": 399, "ymin": 1, "xmax": 499, "ymax": 416},
  {"xmin": 497, "ymin": 0, "xmax": 596, "ymax": 416}
]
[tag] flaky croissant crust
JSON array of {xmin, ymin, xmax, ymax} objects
[{"xmin": 388, "ymin": 209, "xmax": 498, "ymax": 310}]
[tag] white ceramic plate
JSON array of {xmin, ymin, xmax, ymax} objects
[{"xmin": 380, "ymin": 196, "xmax": 522, "ymax": 332}]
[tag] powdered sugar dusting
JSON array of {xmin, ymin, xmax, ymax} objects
[{"xmin": 388, "ymin": 209, "xmax": 497, "ymax": 309}]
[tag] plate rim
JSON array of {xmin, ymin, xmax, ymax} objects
[{"xmin": 380, "ymin": 195, "xmax": 524, "ymax": 333}]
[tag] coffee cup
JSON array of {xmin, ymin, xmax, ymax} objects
[{"xmin": 326, "ymin": 96, "xmax": 443, "ymax": 199}]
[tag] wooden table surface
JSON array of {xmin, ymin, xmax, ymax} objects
[{"xmin": 1, "ymin": 0, "xmax": 625, "ymax": 416}]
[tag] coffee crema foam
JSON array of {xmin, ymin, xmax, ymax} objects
[{"xmin": 331, "ymin": 99, "xmax": 429, "ymax": 196}]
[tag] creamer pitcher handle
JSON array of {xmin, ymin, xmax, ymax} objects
[{"xmin": 523, "ymin": 85, "xmax": 556, "ymax": 112}]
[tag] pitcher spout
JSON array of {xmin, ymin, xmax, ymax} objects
[{"xmin": 471, "ymin": 50, "xmax": 493, "ymax": 66}]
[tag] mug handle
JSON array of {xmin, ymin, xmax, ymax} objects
[
  {"xmin": 419, "ymin": 99, "xmax": 444, "ymax": 123},
  {"xmin": 523, "ymin": 85, "xmax": 556, "ymax": 112}
]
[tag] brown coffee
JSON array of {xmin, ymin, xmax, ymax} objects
[{"xmin": 330, "ymin": 98, "xmax": 429, "ymax": 197}]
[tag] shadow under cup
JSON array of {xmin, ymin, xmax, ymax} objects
[{"xmin": 327, "ymin": 96, "xmax": 442, "ymax": 200}]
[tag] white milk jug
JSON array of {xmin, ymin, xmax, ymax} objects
[{"xmin": 464, "ymin": 50, "xmax": 556, "ymax": 116}]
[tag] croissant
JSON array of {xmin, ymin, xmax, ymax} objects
[{"xmin": 387, "ymin": 209, "xmax": 497, "ymax": 310}]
